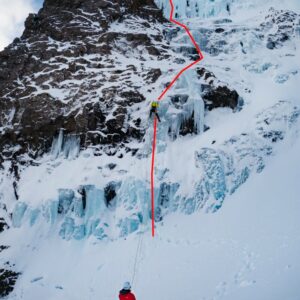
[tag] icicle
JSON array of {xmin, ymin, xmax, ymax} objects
[
  {"xmin": 193, "ymin": 95, "xmax": 205, "ymax": 134},
  {"xmin": 51, "ymin": 129, "xmax": 64, "ymax": 159},
  {"xmin": 63, "ymin": 135, "xmax": 80, "ymax": 160},
  {"xmin": 50, "ymin": 130, "xmax": 80, "ymax": 160},
  {"xmin": 12, "ymin": 202, "xmax": 27, "ymax": 227},
  {"xmin": 168, "ymin": 71, "xmax": 204, "ymax": 137}
]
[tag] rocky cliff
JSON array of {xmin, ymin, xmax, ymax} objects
[{"xmin": 0, "ymin": 0, "xmax": 169, "ymax": 163}]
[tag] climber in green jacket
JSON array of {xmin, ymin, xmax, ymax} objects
[{"xmin": 149, "ymin": 101, "xmax": 161, "ymax": 122}]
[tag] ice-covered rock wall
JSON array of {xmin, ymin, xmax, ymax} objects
[
  {"xmin": 11, "ymin": 101, "xmax": 300, "ymax": 240},
  {"xmin": 155, "ymin": 0, "xmax": 233, "ymax": 19},
  {"xmin": 12, "ymin": 180, "xmax": 150, "ymax": 240},
  {"xmin": 154, "ymin": 0, "xmax": 300, "ymax": 19}
]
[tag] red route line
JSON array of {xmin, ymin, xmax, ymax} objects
[{"xmin": 151, "ymin": 0, "xmax": 204, "ymax": 237}]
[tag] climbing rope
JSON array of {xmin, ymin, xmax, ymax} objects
[
  {"xmin": 131, "ymin": 142, "xmax": 149, "ymax": 288},
  {"xmin": 131, "ymin": 231, "xmax": 143, "ymax": 287},
  {"xmin": 150, "ymin": 0, "xmax": 204, "ymax": 237}
]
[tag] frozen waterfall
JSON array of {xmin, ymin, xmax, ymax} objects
[
  {"xmin": 154, "ymin": 0, "xmax": 300, "ymax": 19},
  {"xmin": 51, "ymin": 129, "xmax": 80, "ymax": 160}
]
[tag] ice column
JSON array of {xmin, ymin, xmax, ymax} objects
[{"xmin": 51, "ymin": 129, "xmax": 80, "ymax": 160}]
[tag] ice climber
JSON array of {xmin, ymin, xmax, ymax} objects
[
  {"xmin": 149, "ymin": 101, "xmax": 161, "ymax": 122},
  {"xmin": 119, "ymin": 282, "xmax": 136, "ymax": 300}
]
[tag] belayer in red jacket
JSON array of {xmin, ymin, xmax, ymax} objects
[{"xmin": 119, "ymin": 282, "xmax": 136, "ymax": 300}]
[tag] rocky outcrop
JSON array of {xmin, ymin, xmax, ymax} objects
[
  {"xmin": 197, "ymin": 67, "xmax": 241, "ymax": 110},
  {"xmin": 0, "ymin": 268, "xmax": 20, "ymax": 298},
  {"xmin": 202, "ymin": 85, "xmax": 239, "ymax": 110}
]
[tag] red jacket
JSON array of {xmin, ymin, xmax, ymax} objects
[{"xmin": 119, "ymin": 289, "xmax": 136, "ymax": 300}]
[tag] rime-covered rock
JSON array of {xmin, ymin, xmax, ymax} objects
[
  {"xmin": 261, "ymin": 8, "xmax": 300, "ymax": 50},
  {"xmin": 0, "ymin": 268, "xmax": 20, "ymax": 298}
]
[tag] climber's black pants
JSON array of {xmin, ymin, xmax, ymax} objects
[{"xmin": 149, "ymin": 108, "xmax": 161, "ymax": 122}]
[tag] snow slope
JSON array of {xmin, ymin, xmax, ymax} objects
[{"xmin": 1, "ymin": 130, "xmax": 300, "ymax": 300}]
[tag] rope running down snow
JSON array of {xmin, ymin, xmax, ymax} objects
[{"xmin": 131, "ymin": 231, "xmax": 143, "ymax": 287}]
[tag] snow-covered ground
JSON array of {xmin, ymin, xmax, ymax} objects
[{"xmin": 1, "ymin": 132, "xmax": 300, "ymax": 300}]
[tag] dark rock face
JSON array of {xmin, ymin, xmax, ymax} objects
[
  {"xmin": 0, "ymin": 0, "xmax": 168, "ymax": 165},
  {"xmin": 0, "ymin": 269, "xmax": 20, "ymax": 298},
  {"xmin": 23, "ymin": 0, "xmax": 165, "ymax": 41},
  {"xmin": 197, "ymin": 68, "xmax": 240, "ymax": 110},
  {"xmin": 203, "ymin": 86, "xmax": 239, "ymax": 110}
]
